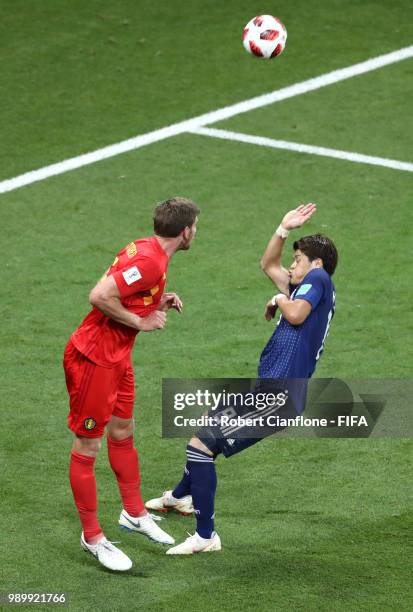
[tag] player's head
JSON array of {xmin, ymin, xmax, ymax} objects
[
  {"xmin": 289, "ymin": 234, "xmax": 338, "ymax": 283},
  {"xmin": 154, "ymin": 197, "xmax": 200, "ymax": 250}
]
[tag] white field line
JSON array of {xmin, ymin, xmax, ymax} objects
[
  {"xmin": 190, "ymin": 127, "xmax": 413, "ymax": 173},
  {"xmin": 1, "ymin": 45, "xmax": 413, "ymax": 194}
]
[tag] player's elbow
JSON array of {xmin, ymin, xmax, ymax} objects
[
  {"xmin": 290, "ymin": 314, "xmax": 305, "ymax": 326},
  {"xmin": 89, "ymin": 286, "xmax": 105, "ymax": 308},
  {"xmin": 260, "ymin": 257, "xmax": 271, "ymax": 274},
  {"xmin": 286, "ymin": 307, "xmax": 310, "ymax": 326},
  {"xmin": 260, "ymin": 258, "xmax": 274, "ymax": 277},
  {"xmin": 283, "ymin": 312, "xmax": 300, "ymax": 326},
  {"xmin": 89, "ymin": 276, "xmax": 120, "ymax": 310}
]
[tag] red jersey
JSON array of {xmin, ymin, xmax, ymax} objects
[{"xmin": 71, "ymin": 236, "xmax": 169, "ymax": 367}]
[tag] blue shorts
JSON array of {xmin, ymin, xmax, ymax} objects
[{"xmin": 196, "ymin": 379, "xmax": 305, "ymax": 458}]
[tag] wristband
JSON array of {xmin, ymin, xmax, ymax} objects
[
  {"xmin": 271, "ymin": 293, "xmax": 286, "ymax": 307},
  {"xmin": 275, "ymin": 224, "xmax": 290, "ymax": 239}
]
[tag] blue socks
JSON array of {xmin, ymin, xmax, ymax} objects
[
  {"xmin": 172, "ymin": 462, "xmax": 191, "ymax": 499},
  {"xmin": 172, "ymin": 444, "xmax": 217, "ymax": 539}
]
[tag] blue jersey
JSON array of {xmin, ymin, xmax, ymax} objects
[{"xmin": 258, "ymin": 268, "xmax": 335, "ymax": 380}]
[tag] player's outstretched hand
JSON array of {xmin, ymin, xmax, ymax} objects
[
  {"xmin": 264, "ymin": 299, "xmax": 277, "ymax": 321},
  {"xmin": 137, "ymin": 310, "xmax": 167, "ymax": 331},
  {"xmin": 158, "ymin": 292, "xmax": 183, "ymax": 313},
  {"xmin": 281, "ymin": 203, "xmax": 316, "ymax": 230}
]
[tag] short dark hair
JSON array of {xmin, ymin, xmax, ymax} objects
[
  {"xmin": 153, "ymin": 197, "xmax": 200, "ymax": 238},
  {"xmin": 293, "ymin": 234, "xmax": 338, "ymax": 276}
]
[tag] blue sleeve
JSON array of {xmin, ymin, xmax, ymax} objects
[{"xmin": 293, "ymin": 271, "xmax": 325, "ymax": 310}]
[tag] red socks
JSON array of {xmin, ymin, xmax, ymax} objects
[
  {"xmin": 69, "ymin": 451, "xmax": 103, "ymax": 542},
  {"xmin": 107, "ymin": 435, "xmax": 145, "ymax": 517},
  {"xmin": 69, "ymin": 437, "xmax": 144, "ymax": 543}
]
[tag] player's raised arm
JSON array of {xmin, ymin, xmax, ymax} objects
[
  {"xmin": 260, "ymin": 203, "xmax": 317, "ymax": 293},
  {"xmin": 89, "ymin": 275, "xmax": 166, "ymax": 332}
]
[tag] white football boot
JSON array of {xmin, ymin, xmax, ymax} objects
[
  {"xmin": 119, "ymin": 509, "xmax": 175, "ymax": 545},
  {"xmin": 145, "ymin": 490, "xmax": 194, "ymax": 516},
  {"xmin": 166, "ymin": 531, "xmax": 221, "ymax": 555},
  {"xmin": 80, "ymin": 532, "xmax": 132, "ymax": 571}
]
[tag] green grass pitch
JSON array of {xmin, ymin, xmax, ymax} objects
[{"xmin": 1, "ymin": 1, "xmax": 412, "ymax": 610}]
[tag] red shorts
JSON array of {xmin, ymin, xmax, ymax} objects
[{"xmin": 63, "ymin": 340, "xmax": 135, "ymax": 438}]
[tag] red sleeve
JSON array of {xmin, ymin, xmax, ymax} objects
[{"xmin": 112, "ymin": 255, "xmax": 161, "ymax": 298}]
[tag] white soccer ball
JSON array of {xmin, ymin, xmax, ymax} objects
[{"xmin": 242, "ymin": 15, "xmax": 287, "ymax": 59}]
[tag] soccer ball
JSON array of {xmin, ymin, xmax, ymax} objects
[{"xmin": 242, "ymin": 15, "xmax": 287, "ymax": 59}]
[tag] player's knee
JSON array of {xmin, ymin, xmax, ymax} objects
[
  {"xmin": 73, "ymin": 435, "xmax": 101, "ymax": 457},
  {"xmin": 107, "ymin": 417, "xmax": 135, "ymax": 440}
]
